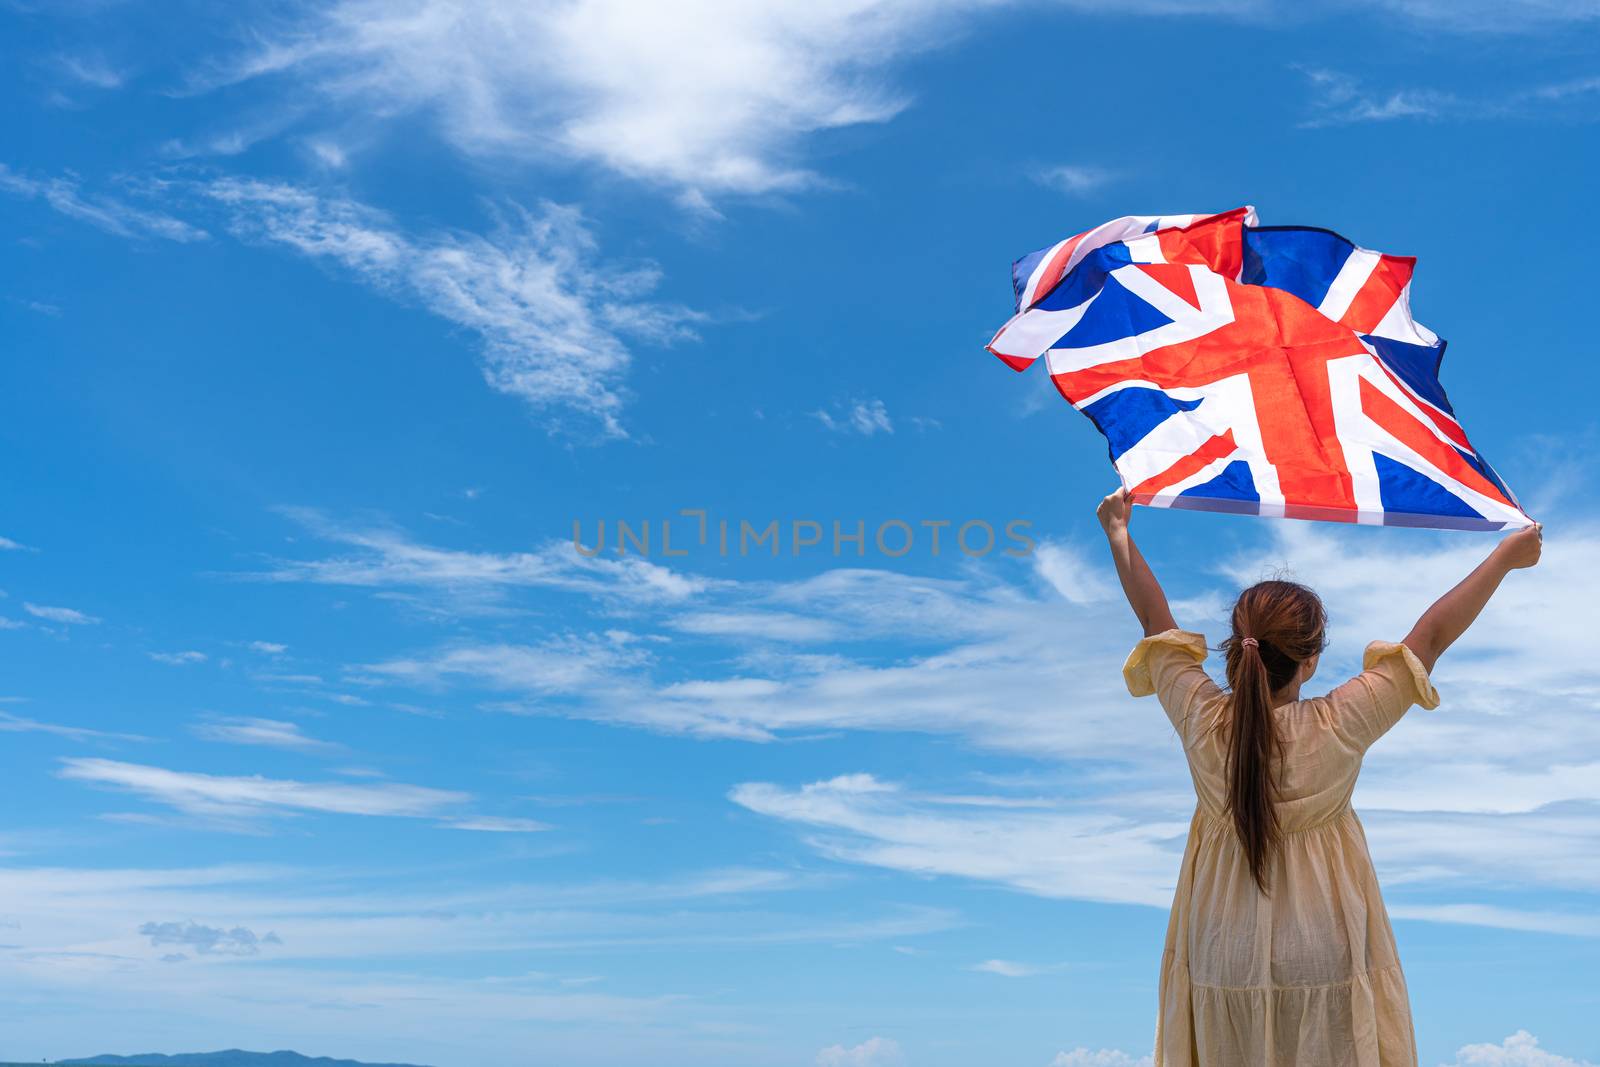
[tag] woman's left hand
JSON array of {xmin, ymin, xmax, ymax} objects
[
  {"xmin": 1494, "ymin": 521, "xmax": 1543, "ymax": 570},
  {"xmin": 1097, "ymin": 487, "xmax": 1133, "ymax": 535}
]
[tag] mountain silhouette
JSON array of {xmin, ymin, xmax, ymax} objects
[{"xmin": 62, "ymin": 1051, "xmax": 433, "ymax": 1067}]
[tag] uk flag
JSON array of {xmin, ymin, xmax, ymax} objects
[{"xmin": 988, "ymin": 207, "xmax": 1531, "ymax": 530}]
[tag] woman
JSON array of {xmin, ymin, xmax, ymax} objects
[{"xmin": 1096, "ymin": 487, "xmax": 1543, "ymax": 1067}]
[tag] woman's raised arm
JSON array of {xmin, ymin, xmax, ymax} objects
[
  {"xmin": 1402, "ymin": 523, "xmax": 1543, "ymax": 673},
  {"xmin": 1098, "ymin": 488, "xmax": 1178, "ymax": 637}
]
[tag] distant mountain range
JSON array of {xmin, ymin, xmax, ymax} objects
[{"xmin": 60, "ymin": 1051, "xmax": 433, "ymax": 1067}]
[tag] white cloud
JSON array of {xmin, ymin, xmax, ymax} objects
[
  {"xmin": 973, "ymin": 958, "xmax": 1040, "ymax": 977},
  {"xmin": 1527, "ymin": 75, "xmax": 1600, "ymax": 102},
  {"xmin": 1442, "ymin": 1031, "xmax": 1598, "ymax": 1067},
  {"xmin": 731, "ymin": 774, "xmax": 1183, "ymax": 907},
  {"xmin": 139, "ymin": 919, "xmax": 283, "ymax": 957},
  {"xmin": 149, "ymin": 650, "xmax": 207, "ymax": 666},
  {"xmin": 1297, "ymin": 67, "xmax": 1452, "ymax": 126},
  {"xmin": 211, "ymin": 0, "xmax": 943, "ymax": 202},
  {"xmin": 1031, "ymin": 540, "xmax": 1118, "ymax": 605},
  {"xmin": 55, "ymin": 53, "xmax": 126, "ymax": 90},
  {"xmin": 248, "ymin": 640, "xmax": 288, "ymax": 654},
  {"xmin": 259, "ymin": 507, "xmax": 706, "ymax": 608},
  {"xmin": 1299, "ymin": 65, "xmax": 1600, "ymax": 129},
  {"xmin": 198, "ymin": 179, "xmax": 703, "ymax": 436},
  {"xmin": 1388, "ymin": 902, "xmax": 1600, "ymax": 938},
  {"xmin": 1355, "ymin": 1, "xmax": 1600, "ymax": 32},
  {"xmin": 816, "ymin": 1036, "xmax": 904, "ymax": 1067},
  {"xmin": 192, "ymin": 717, "xmax": 340, "ymax": 754},
  {"xmin": 251, "ymin": 671, "xmax": 325, "ymax": 687},
  {"xmin": 0, "ymin": 709, "xmax": 146, "ymax": 743},
  {"xmin": 360, "ymin": 635, "xmax": 651, "ymax": 697},
  {"xmin": 443, "ymin": 815, "xmax": 553, "ymax": 833},
  {"xmin": 814, "ymin": 398, "xmax": 894, "ymax": 436},
  {"xmin": 58, "ymin": 758, "xmax": 468, "ymax": 823},
  {"xmin": 159, "ymin": 109, "xmax": 306, "ymax": 161},
  {"xmin": 1051, "ymin": 1049, "xmax": 1153, "ymax": 1067},
  {"xmin": 0, "ymin": 164, "xmax": 208, "ymax": 242},
  {"xmin": 1033, "ymin": 164, "xmax": 1115, "ymax": 196},
  {"xmin": 673, "ymin": 611, "xmax": 840, "ymax": 643},
  {"xmin": 304, "ymin": 137, "xmax": 350, "ymax": 169},
  {"xmin": 22, "ymin": 602, "xmax": 101, "ymax": 625},
  {"xmin": 0, "ymin": 535, "xmax": 34, "ymax": 551}
]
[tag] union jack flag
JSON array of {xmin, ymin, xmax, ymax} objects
[{"xmin": 988, "ymin": 207, "xmax": 1531, "ymax": 530}]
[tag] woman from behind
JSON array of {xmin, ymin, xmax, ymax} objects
[{"xmin": 1096, "ymin": 488, "xmax": 1543, "ymax": 1067}]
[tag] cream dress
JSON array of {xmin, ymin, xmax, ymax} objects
[{"xmin": 1124, "ymin": 629, "xmax": 1439, "ymax": 1067}]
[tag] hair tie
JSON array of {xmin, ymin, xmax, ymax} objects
[{"xmin": 1240, "ymin": 637, "xmax": 1259, "ymax": 649}]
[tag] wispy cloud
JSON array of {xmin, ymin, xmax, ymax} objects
[
  {"xmin": 159, "ymin": 109, "xmax": 307, "ymax": 161},
  {"xmin": 256, "ymin": 507, "xmax": 706, "ymax": 609},
  {"xmin": 813, "ymin": 398, "xmax": 894, "ymax": 436},
  {"xmin": 1388, "ymin": 901, "xmax": 1600, "ymax": 939},
  {"xmin": 192, "ymin": 717, "xmax": 340, "ymax": 754},
  {"xmin": 1359, "ymin": 1, "xmax": 1600, "ymax": 33},
  {"xmin": 55, "ymin": 53, "xmax": 126, "ymax": 90},
  {"xmin": 197, "ymin": 179, "xmax": 702, "ymax": 436},
  {"xmin": 1297, "ymin": 67, "xmax": 1454, "ymax": 126},
  {"xmin": 731, "ymin": 773, "xmax": 1182, "ymax": 908},
  {"xmin": 23, "ymin": 602, "xmax": 101, "ymax": 625},
  {"xmin": 442, "ymin": 815, "xmax": 553, "ymax": 833},
  {"xmin": 1051, "ymin": 1050, "xmax": 1152, "ymax": 1067},
  {"xmin": 972, "ymin": 957, "xmax": 1045, "ymax": 977},
  {"xmin": 0, "ymin": 709, "xmax": 146, "ymax": 743},
  {"xmin": 59, "ymin": 755, "xmax": 558, "ymax": 836},
  {"xmin": 1297, "ymin": 65, "xmax": 1600, "ymax": 128},
  {"xmin": 1031, "ymin": 540, "xmax": 1119, "ymax": 605},
  {"xmin": 0, "ymin": 164, "xmax": 208, "ymax": 242},
  {"xmin": 359, "ymin": 634, "xmax": 651, "ymax": 698},
  {"xmin": 1032, "ymin": 163, "xmax": 1116, "ymax": 196},
  {"xmin": 59, "ymin": 758, "xmax": 466, "ymax": 822},
  {"xmin": 816, "ymin": 1036, "xmax": 904, "ymax": 1067},
  {"xmin": 139, "ymin": 919, "xmax": 282, "ymax": 957},
  {"xmin": 1525, "ymin": 74, "xmax": 1600, "ymax": 102},
  {"xmin": 149, "ymin": 650, "xmax": 207, "ymax": 666},
  {"xmin": 673, "ymin": 610, "xmax": 841, "ymax": 643},
  {"xmin": 0, "ymin": 535, "xmax": 36, "ymax": 551}
]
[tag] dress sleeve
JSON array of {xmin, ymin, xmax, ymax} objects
[
  {"xmin": 1123, "ymin": 629, "xmax": 1221, "ymax": 743},
  {"xmin": 1327, "ymin": 640, "xmax": 1441, "ymax": 752}
]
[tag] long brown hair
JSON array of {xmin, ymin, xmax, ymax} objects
[{"xmin": 1222, "ymin": 580, "xmax": 1327, "ymax": 893}]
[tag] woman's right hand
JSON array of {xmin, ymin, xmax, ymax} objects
[
  {"xmin": 1495, "ymin": 522, "xmax": 1543, "ymax": 570},
  {"xmin": 1097, "ymin": 487, "xmax": 1133, "ymax": 536}
]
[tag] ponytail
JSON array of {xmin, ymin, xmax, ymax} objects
[
  {"xmin": 1223, "ymin": 580, "xmax": 1327, "ymax": 894},
  {"xmin": 1226, "ymin": 637, "xmax": 1280, "ymax": 893}
]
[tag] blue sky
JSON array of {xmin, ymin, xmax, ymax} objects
[{"xmin": 2, "ymin": 3, "xmax": 1599, "ymax": 1066}]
